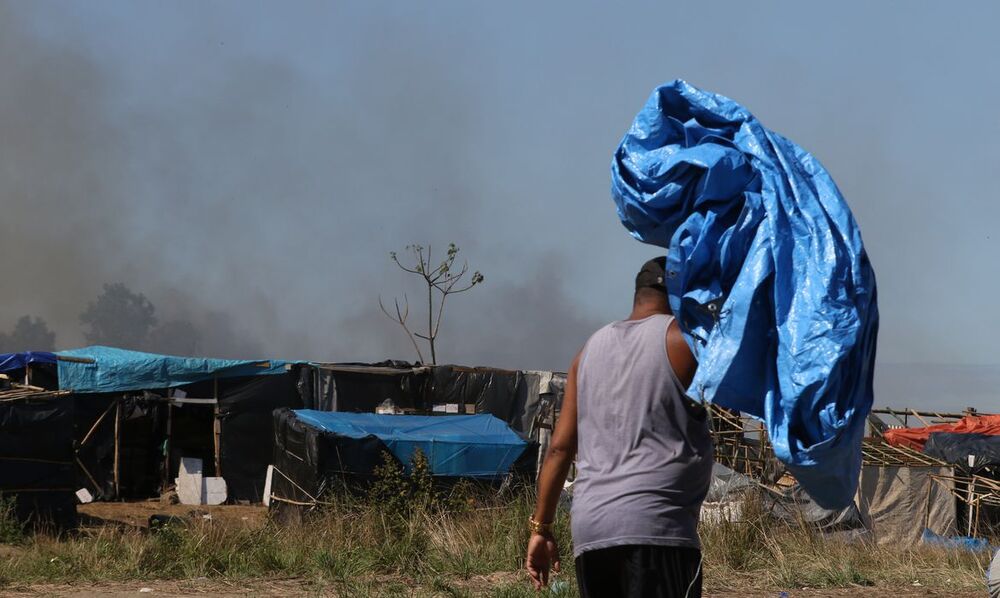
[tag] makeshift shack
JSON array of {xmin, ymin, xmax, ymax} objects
[
  {"xmin": 300, "ymin": 362, "xmax": 564, "ymax": 439},
  {"xmin": 701, "ymin": 405, "xmax": 958, "ymax": 545},
  {"xmin": 858, "ymin": 441, "xmax": 957, "ymax": 545},
  {"xmin": 875, "ymin": 408, "xmax": 1000, "ymax": 537},
  {"xmin": 0, "ymin": 377, "xmax": 76, "ymax": 529},
  {"xmin": 56, "ymin": 346, "xmax": 302, "ymax": 503},
  {"xmin": 268, "ymin": 409, "xmax": 529, "ymax": 515},
  {"xmin": 2, "ymin": 347, "xmax": 563, "ymax": 512},
  {"xmin": 0, "ymin": 351, "xmax": 59, "ymax": 390}
]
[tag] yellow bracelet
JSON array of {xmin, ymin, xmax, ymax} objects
[{"xmin": 528, "ymin": 517, "xmax": 554, "ymax": 535}]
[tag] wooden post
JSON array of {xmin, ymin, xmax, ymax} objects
[
  {"xmin": 966, "ymin": 456, "xmax": 975, "ymax": 536},
  {"xmin": 24, "ymin": 363, "xmax": 30, "ymax": 386},
  {"xmin": 162, "ymin": 401, "xmax": 173, "ymax": 493},
  {"xmin": 213, "ymin": 377, "xmax": 222, "ymax": 477},
  {"xmin": 923, "ymin": 477, "xmax": 933, "ymax": 531},
  {"xmin": 113, "ymin": 399, "xmax": 121, "ymax": 499}
]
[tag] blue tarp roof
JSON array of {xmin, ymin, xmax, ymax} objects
[
  {"xmin": 293, "ymin": 411, "xmax": 527, "ymax": 478},
  {"xmin": 0, "ymin": 351, "xmax": 57, "ymax": 374},
  {"xmin": 55, "ymin": 346, "xmax": 289, "ymax": 393},
  {"xmin": 611, "ymin": 80, "xmax": 878, "ymax": 509}
]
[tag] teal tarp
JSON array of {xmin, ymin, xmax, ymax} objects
[{"xmin": 56, "ymin": 346, "xmax": 288, "ymax": 393}]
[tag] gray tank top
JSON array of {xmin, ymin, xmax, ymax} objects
[{"xmin": 570, "ymin": 314, "xmax": 713, "ymax": 557}]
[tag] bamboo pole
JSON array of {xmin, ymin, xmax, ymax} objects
[
  {"xmin": 113, "ymin": 399, "xmax": 121, "ymax": 499},
  {"xmin": 79, "ymin": 400, "xmax": 117, "ymax": 448},
  {"xmin": 213, "ymin": 377, "xmax": 222, "ymax": 477},
  {"xmin": 55, "ymin": 355, "xmax": 95, "ymax": 364},
  {"xmin": 909, "ymin": 409, "xmax": 930, "ymax": 427},
  {"xmin": 965, "ymin": 458, "xmax": 975, "ymax": 536},
  {"xmin": 162, "ymin": 402, "xmax": 173, "ymax": 493},
  {"xmin": 76, "ymin": 456, "xmax": 101, "ymax": 494}
]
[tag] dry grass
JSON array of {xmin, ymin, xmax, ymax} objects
[
  {"xmin": 0, "ymin": 491, "xmax": 991, "ymax": 596},
  {"xmin": 700, "ymin": 498, "xmax": 990, "ymax": 591}
]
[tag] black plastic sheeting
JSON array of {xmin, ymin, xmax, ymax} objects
[
  {"xmin": 218, "ymin": 372, "xmax": 303, "ymax": 502},
  {"xmin": 69, "ymin": 370, "xmax": 304, "ymax": 503},
  {"xmin": 270, "ymin": 407, "xmax": 393, "ymax": 512},
  {"xmin": 305, "ymin": 363, "xmax": 560, "ymax": 436},
  {"xmin": 429, "ymin": 366, "xmax": 530, "ymax": 431},
  {"xmin": 73, "ymin": 394, "xmax": 165, "ymax": 501},
  {"xmin": 73, "ymin": 394, "xmax": 166, "ymax": 500},
  {"xmin": 0, "ymin": 396, "xmax": 78, "ymax": 529},
  {"xmin": 924, "ymin": 433, "xmax": 1000, "ymax": 469},
  {"xmin": 314, "ymin": 364, "xmax": 430, "ymax": 413},
  {"xmin": 7, "ymin": 362, "xmax": 551, "ymax": 513},
  {"xmin": 268, "ymin": 408, "xmax": 539, "ymax": 517}
]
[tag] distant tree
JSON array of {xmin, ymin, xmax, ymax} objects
[
  {"xmin": 80, "ymin": 283, "xmax": 157, "ymax": 349},
  {"xmin": 146, "ymin": 320, "xmax": 201, "ymax": 356},
  {"xmin": 381, "ymin": 243, "xmax": 484, "ymax": 364},
  {"xmin": 0, "ymin": 315, "xmax": 56, "ymax": 352}
]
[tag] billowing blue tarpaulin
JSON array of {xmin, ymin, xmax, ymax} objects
[
  {"xmin": 0, "ymin": 351, "xmax": 57, "ymax": 373},
  {"xmin": 56, "ymin": 345, "xmax": 288, "ymax": 393},
  {"xmin": 293, "ymin": 411, "xmax": 527, "ymax": 478},
  {"xmin": 611, "ymin": 80, "xmax": 878, "ymax": 508}
]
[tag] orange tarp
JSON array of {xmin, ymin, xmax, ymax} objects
[{"xmin": 883, "ymin": 415, "xmax": 1000, "ymax": 451}]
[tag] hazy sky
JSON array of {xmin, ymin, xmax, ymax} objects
[{"xmin": 1, "ymin": 2, "xmax": 998, "ymax": 410}]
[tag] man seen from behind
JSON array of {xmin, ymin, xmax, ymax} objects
[{"xmin": 525, "ymin": 257, "xmax": 714, "ymax": 597}]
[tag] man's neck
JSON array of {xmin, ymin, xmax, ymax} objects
[{"xmin": 627, "ymin": 305, "xmax": 669, "ymax": 321}]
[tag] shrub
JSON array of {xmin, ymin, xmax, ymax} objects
[{"xmin": 0, "ymin": 495, "xmax": 24, "ymax": 545}]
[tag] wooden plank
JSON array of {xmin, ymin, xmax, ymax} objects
[{"xmin": 169, "ymin": 397, "xmax": 218, "ymax": 405}]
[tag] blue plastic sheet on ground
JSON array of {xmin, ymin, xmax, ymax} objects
[
  {"xmin": 0, "ymin": 351, "xmax": 56, "ymax": 373},
  {"xmin": 611, "ymin": 80, "xmax": 879, "ymax": 509},
  {"xmin": 921, "ymin": 528, "xmax": 991, "ymax": 552},
  {"xmin": 292, "ymin": 411, "xmax": 527, "ymax": 478},
  {"xmin": 56, "ymin": 346, "xmax": 288, "ymax": 393}
]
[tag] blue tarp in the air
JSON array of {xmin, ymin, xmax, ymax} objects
[
  {"xmin": 611, "ymin": 80, "xmax": 879, "ymax": 509},
  {"xmin": 293, "ymin": 411, "xmax": 527, "ymax": 478},
  {"xmin": 0, "ymin": 351, "xmax": 56, "ymax": 373},
  {"xmin": 56, "ymin": 345, "xmax": 288, "ymax": 393}
]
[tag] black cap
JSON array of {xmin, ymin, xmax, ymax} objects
[{"xmin": 635, "ymin": 256, "xmax": 667, "ymax": 293}]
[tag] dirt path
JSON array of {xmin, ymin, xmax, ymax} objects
[
  {"xmin": 77, "ymin": 501, "xmax": 267, "ymax": 530},
  {"xmin": 0, "ymin": 579, "xmax": 983, "ymax": 597}
]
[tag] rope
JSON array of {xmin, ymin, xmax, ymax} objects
[
  {"xmin": 267, "ymin": 495, "xmax": 328, "ymax": 507},
  {"xmin": 269, "ymin": 465, "xmax": 328, "ymax": 506}
]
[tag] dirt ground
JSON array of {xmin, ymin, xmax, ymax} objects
[
  {"xmin": 0, "ymin": 579, "xmax": 983, "ymax": 597},
  {"xmin": 77, "ymin": 500, "xmax": 268, "ymax": 530}
]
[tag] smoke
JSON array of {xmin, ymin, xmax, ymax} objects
[
  {"xmin": 0, "ymin": 5, "xmax": 609, "ymax": 368},
  {"xmin": 336, "ymin": 253, "xmax": 608, "ymax": 371}
]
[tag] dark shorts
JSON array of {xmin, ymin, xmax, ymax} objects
[{"xmin": 575, "ymin": 545, "xmax": 703, "ymax": 598}]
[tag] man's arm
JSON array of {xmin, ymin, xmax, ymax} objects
[
  {"xmin": 667, "ymin": 318, "xmax": 696, "ymax": 388},
  {"xmin": 525, "ymin": 351, "xmax": 580, "ymax": 589}
]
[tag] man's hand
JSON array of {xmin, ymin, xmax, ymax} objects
[{"xmin": 525, "ymin": 532, "xmax": 560, "ymax": 590}]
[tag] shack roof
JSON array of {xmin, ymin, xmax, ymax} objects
[
  {"xmin": 0, "ymin": 351, "xmax": 57, "ymax": 373},
  {"xmin": 56, "ymin": 345, "xmax": 289, "ymax": 393}
]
